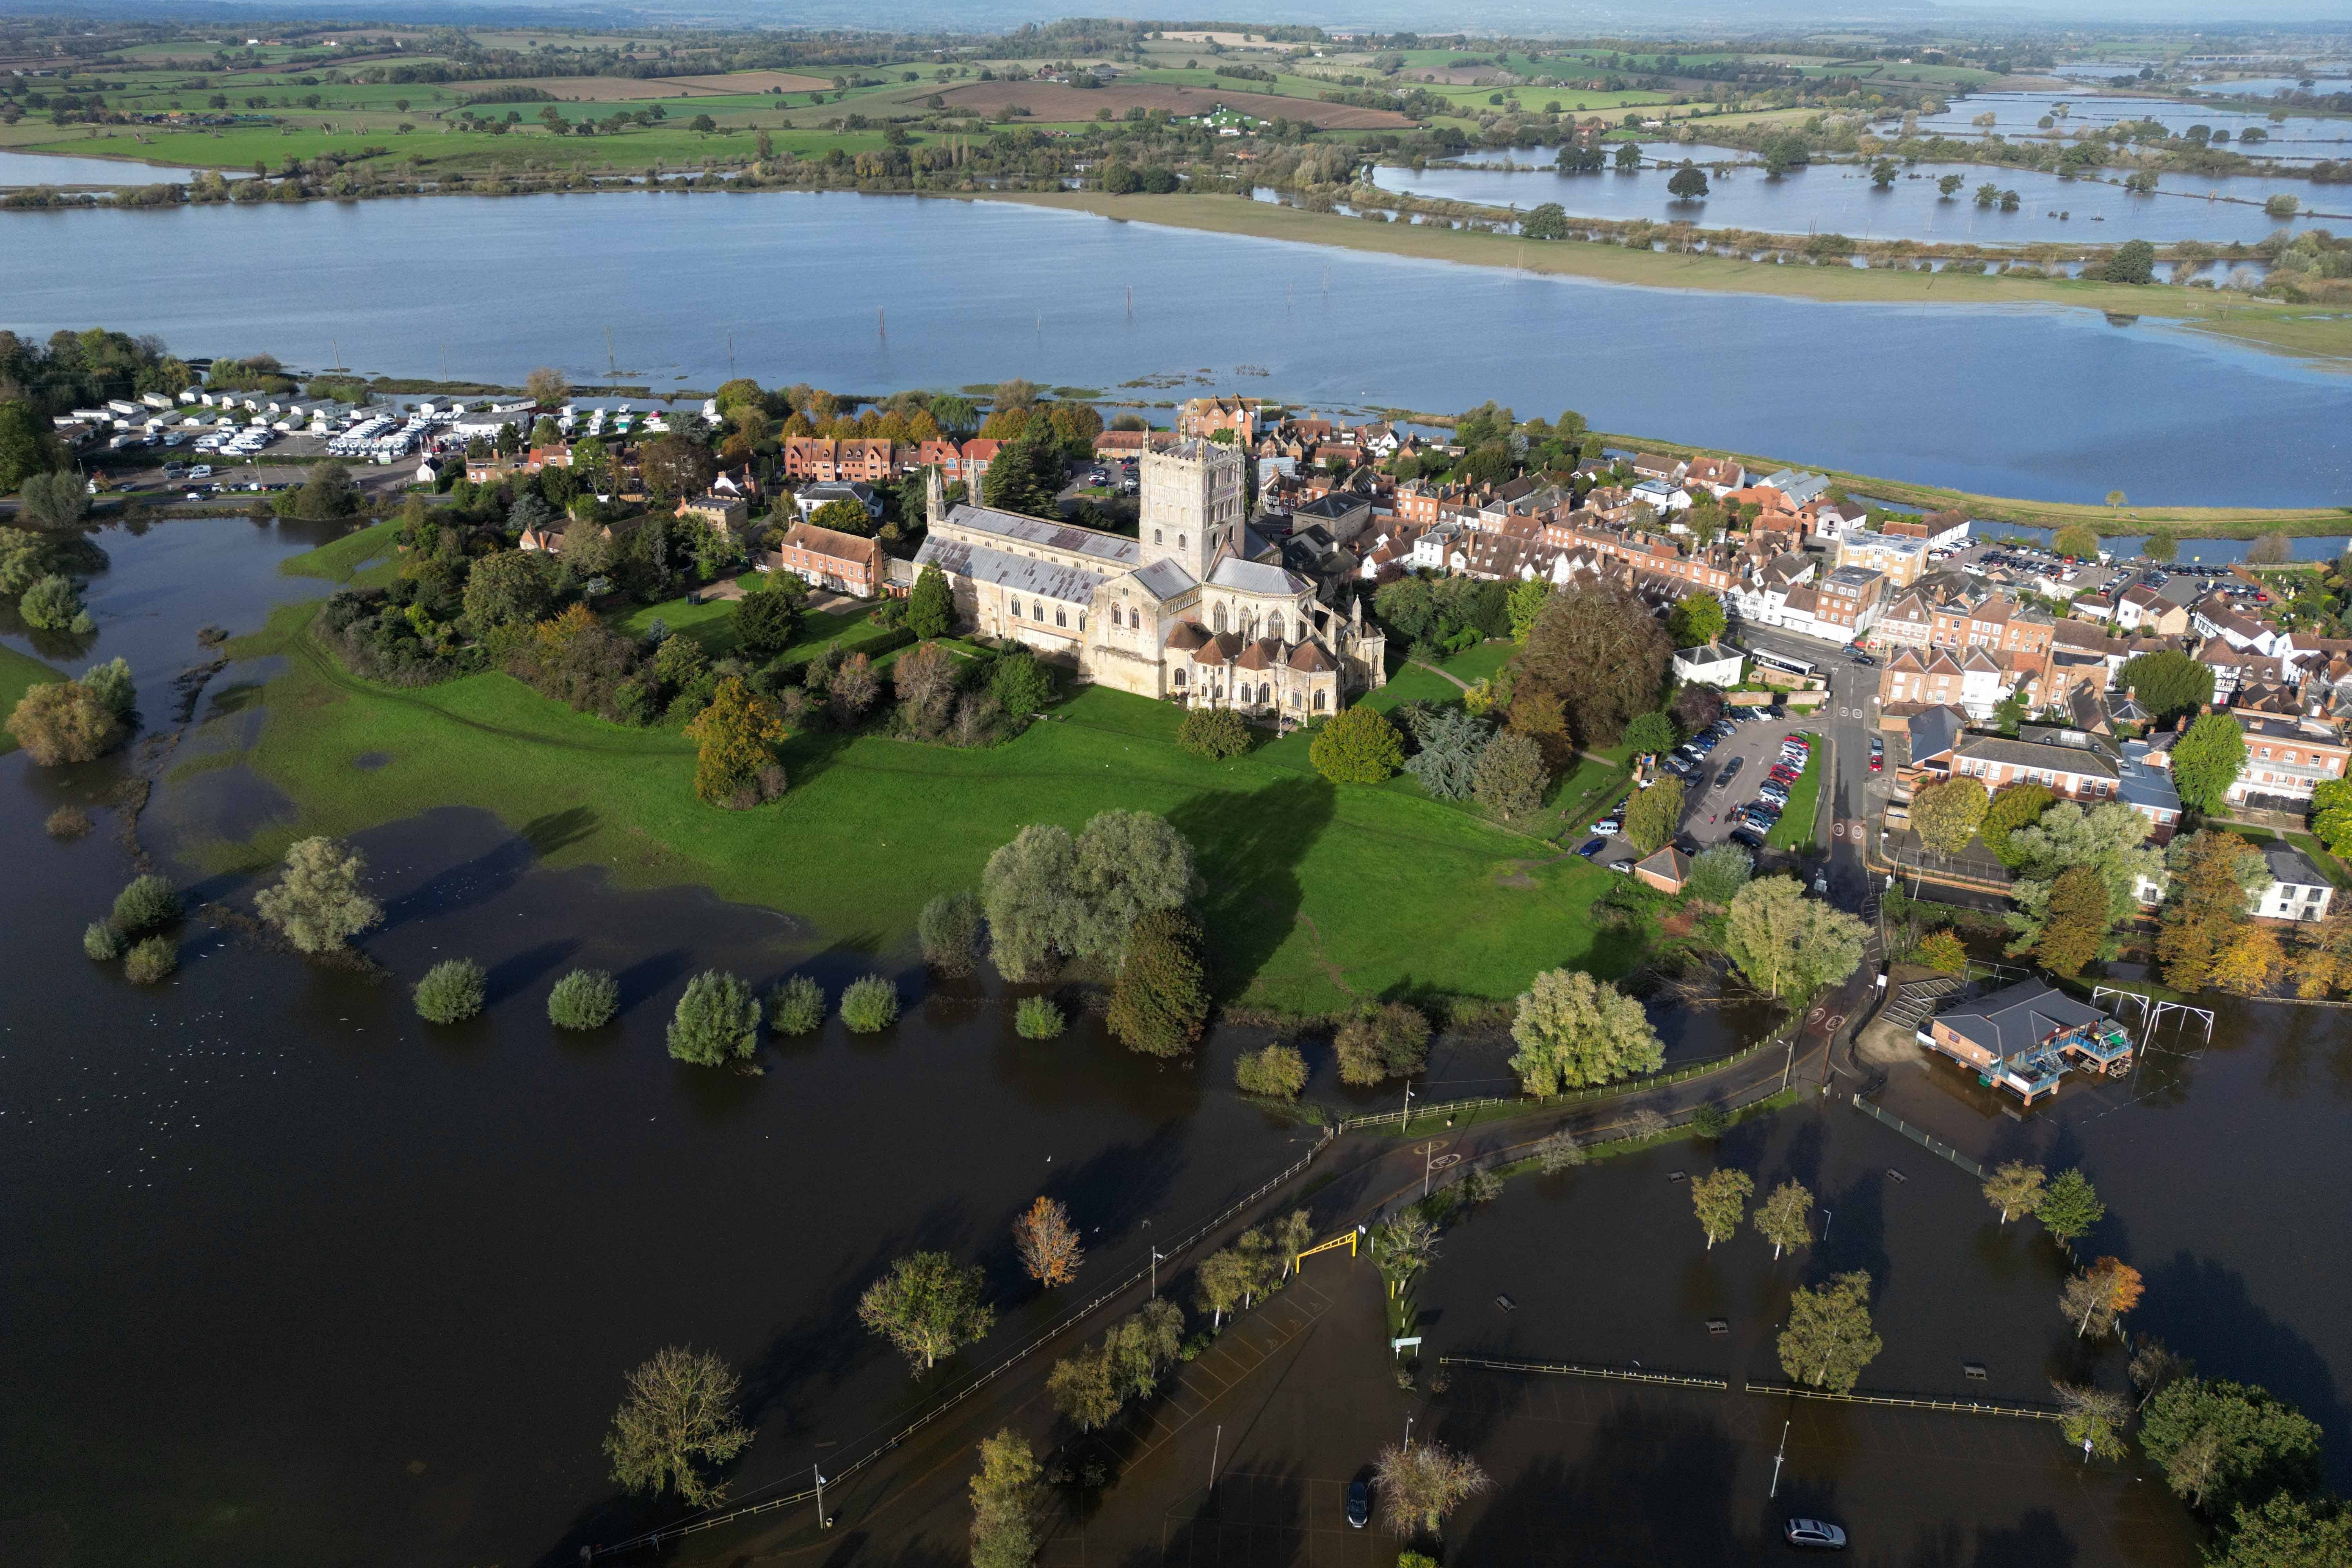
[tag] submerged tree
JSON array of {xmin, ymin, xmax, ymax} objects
[
  {"xmin": 1690, "ymin": 1168, "xmax": 1754, "ymax": 1250},
  {"xmin": 1982, "ymin": 1160, "xmax": 2047, "ymax": 1225},
  {"xmin": 1778, "ymin": 1271, "xmax": 1881, "ymax": 1394},
  {"xmin": 858, "ymin": 1251, "xmax": 994, "ymax": 1373},
  {"xmin": 253, "ymin": 835, "xmax": 383, "ymax": 954},
  {"xmin": 968, "ymin": 1428, "xmax": 1045, "ymax": 1568},
  {"xmin": 1012, "ymin": 1196, "xmax": 1084, "ymax": 1288},
  {"xmin": 603, "ymin": 1345, "xmax": 753, "ymax": 1507},
  {"xmin": 1753, "ymin": 1180, "xmax": 1815, "ymax": 1260},
  {"xmin": 1372, "ymin": 1439, "xmax": 1491, "ymax": 1539}
]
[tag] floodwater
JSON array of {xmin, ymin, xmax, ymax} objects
[
  {"xmin": 1421, "ymin": 991, "xmax": 2352, "ymax": 1505},
  {"xmin": 1959, "ymin": 518, "xmax": 2352, "ymax": 564},
  {"xmin": 5, "ymin": 191, "xmax": 2350, "ymax": 508},
  {"xmin": 1916, "ymin": 91, "xmax": 2352, "ymax": 156},
  {"xmin": 1374, "ymin": 155, "xmax": 2347, "ymax": 247},
  {"xmin": 2, "ymin": 512, "xmax": 2347, "ymax": 1563},
  {"xmin": 0, "ymin": 515, "xmax": 1769, "ymax": 1565},
  {"xmin": 0, "ymin": 149, "xmax": 224, "ymax": 186}
]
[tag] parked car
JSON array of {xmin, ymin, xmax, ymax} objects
[
  {"xmin": 1784, "ymin": 1517, "xmax": 1847, "ymax": 1550},
  {"xmin": 189, "ymin": 464, "xmax": 213, "ymax": 478},
  {"xmin": 1717, "ymin": 757, "xmax": 1745, "ymax": 786},
  {"xmin": 1347, "ymin": 1481, "xmax": 1371, "ymax": 1530},
  {"xmin": 1730, "ymin": 828, "xmax": 1765, "ymax": 850},
  {"xmin": 1576, "ymin": 838, "xmax": 1607, "ymax": 859},
  {"xmin": 1850, "ymin": 651, "xmax": 1877, "ymax": 667},
  {"xmin": 1593, "ymin": 816, "xmax": 1622, "ymax": 837}
]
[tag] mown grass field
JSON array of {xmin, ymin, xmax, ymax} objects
[
  {"xmin": 1766, "ymin": 731, "xmax": 1825, "ymax": 851},
  {"xmin": 0, "ymin": 644, "xmax": 65, "ymax": 755},
  {"xmin": 201, "ymin": 572, "xmax": 1620, "ymax": 1013}
]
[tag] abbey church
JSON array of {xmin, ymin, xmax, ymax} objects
[{"xmin": 913, "ymin": 440, "xmax": 1385, "ymax": 716}]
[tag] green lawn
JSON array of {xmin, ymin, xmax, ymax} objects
[
  {"xmin": 203, "ymin": 595, "xmax": 1627, "ymax": 1014},
  {"xmin": 1766, "ymin": 731, "xmax": 1824, "ymax": 851},
  {"xmin": 0, "ymin": 644, "xmax": 66, "ymax": 755}
]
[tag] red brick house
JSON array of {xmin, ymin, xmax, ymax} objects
[{"xmin": 765, "ymin": 521, "xmax": 887, "ymax": 598}]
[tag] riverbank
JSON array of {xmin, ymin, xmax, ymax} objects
[
  {"xmin": 984, "ymin": 191, "xmax": 2352, "ymax": 367},
  {"xmin": 1578, "ymin": 434, "xmax": 2352, "ymax": 537},
  {"xmin": 193, "ymin": 573, "xmax": 1621, "ymax": 1017}
]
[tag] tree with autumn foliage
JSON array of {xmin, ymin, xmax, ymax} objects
[
  {"xmin": 2060, "ymin": 1256, "xmax": 2146, "ymax": 1338},
  {"xmin": 2210, "ymin": 924, "xmax": 2286, "ymax": 996},
  {"xmin": 683, "ymin": 677, "xmax": 788, "ymax": 807},
  {"xmin": 1012, "ymin": 1196, "xmax": 1084, "ymax": 1288}
]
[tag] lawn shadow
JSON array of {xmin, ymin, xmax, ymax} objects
[
  {"xmin": 519, "ymin": 806, "xmax": 599, "ymax": 857},
  {"xmin": 1167, "ymin": 774, "xmax": 1336, "ymax": 999},
  {"xmin": 484, "ymin": 937, "xmax": 579, "ymax": 1008},
  {"xmin": 2138, "ymin": 1249, "xmax": 2351, "ymax": 1489},
  {"xmin": 1456, "ymin": 1394, "xmax": 1744, "ymax": 1564}
]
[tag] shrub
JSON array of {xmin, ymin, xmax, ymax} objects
[
  {"xmin": 111, "ymin": 875, "xmax": 181, "ymax": 935},
  {"xmin": 1309, "ymin": 705, "xmax": 1405, "ymax": 785},
  {"xmin": 83, "ymin": 920, "xmax": 121, "ymax": 960},
  {"xmin": 414, "ymin": 958, "xmax": 486, "ymax": 1024},
  {"xmin": 123, "ymin": 935, "xmax": 177, "ymax": 984},
  {"xmin": 45, "ymin": 805, "xmax": 91, "ymax": 840},
  {"xmin": 6, "ymin": 678, "xmax": 127, "ymax": 766},
  {"xmin": 252, "ymin": 835, "xmax": 382, "ymax": 953},
  {"xmin": 1015, "ymin": 995, "xmax": 1065, "ymax": 1039},
  {"xmin": 1107, "ymin": 908, "xmax": 1210, "ymax": 1058},
  {"xmin": 1177, "ymin": 706, "xmax": 1253, "ymax": 760},
  {"xmin": 1234, "ymin": 1042, "xmax": 1308, "ymax": 1100},
  {"xmin": 840, "ymin": 974, "xmax": 900, "ymax": 1033},
  {"xmin": 1334, "ymin": 1002, "xmax": 1432, "ymax": 1086},
  {"xmin": 20, "ymin": 573, "xmax": 88, "ymax": 632},
  {"xmin": 668, "ymin": 970, "xmax": 760, "ymax": 1063},
  {"xmin": 918, "ymin": 890, "xmax": 985, "ymax": 976},
  {"xmin": 547, "ymin": 967, "xmax": 620, "ymax": 1030},
  {"xmin": 1916, "ymin": 929, "xmax": 1968, "ymax": 973},
  {"xmin": 1689, "ymin": 1102, "xmax": 1731, "ymax": 1140},
  {"xmin": 769, "ymin": 975, "xmax": 826, "ymax": 1035}
]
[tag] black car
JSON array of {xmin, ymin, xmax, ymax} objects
[
  {"xmin": 1849, "ymin": 651, "xmax": 1877, "ymax": 667},
  {"xmin": 1729, "ymin": 827, "xmax": 1766, "ymax": 850},
  {"xmin": 1347, "ymin": 1480, "xmax": 1371, "ymax": 1529},
  {"xmin": 1717, "ymin": 757, "xmax": 1745, "ymax": 786}
]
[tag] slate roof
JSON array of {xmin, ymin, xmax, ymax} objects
[
  {"xmin": 1209, "ymin": 555, "xmax": 1312, "ymax": 597},
  {"xmin": 1935, "ymin": 982, "xmax": 2108, "ymax": 1061},
  {"xmin": 2117, "ymin": 741, "xmax": 2181, "ymax": 815},
  {"xmin": 1132, "ymin": 557, "xmax": 1199, "ymax": 601},
  {"xmin": 1954, "ymin": 732, "xmax": 2120, "ymax": 779},
  {"xmin": 2262, "ymin": 842, "xmax": 2330, "ymax": 890},
  {"xmin": 944, "ymin": 502, "xmax": 1140, "ymax": 566},
  {"xmin": 1907, "ymin": 705, "xmax": 1967, "ymax": 764},
  {"xmin": 913, "ymin": 535, "xmax": 1106, "ymax": 606}
]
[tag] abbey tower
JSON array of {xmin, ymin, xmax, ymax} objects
[{"xmin": 1137, "ymin": 440, "xmax": 1247, "ymax": 579}]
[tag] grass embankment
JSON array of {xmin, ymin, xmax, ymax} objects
[
  {"xmin": 1766, "ymin": 731, "xmax": 1824, "ymax": 853},
  {"xmin": 0, "ymin": 644, "xmax": 65, "ymax": 755},
  {"xmin": 987, "ymin": 191, "xmax": 2352, "ymax": 370},
  {"xmin": 279, "ymin": 517, "xmax": 399, "ymax": 583},
  {"xmin": 201, "ymin": 583, "xmax": 1623, "ymax": 1014}
]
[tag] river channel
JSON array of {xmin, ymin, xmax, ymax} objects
[{"xmin": 6, "ymin": 191, "xmax": 2350, "ymax": 508}]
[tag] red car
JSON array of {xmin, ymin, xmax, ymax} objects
[{"xmin": 1869, "ymin": 753, "xmax": 1883, "ymax": 773}]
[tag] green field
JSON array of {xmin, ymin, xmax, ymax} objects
[
  {"xmin": 201, "ymin": 576, "xmax": 1622, "ymax": 1013},
  {"xmin": 0, "ymin": 644, "xmax": 66, "ymax": 755},
  {"xmin": 1766, "ymin": 731, "xmax": 1825, "ymax": 851}
]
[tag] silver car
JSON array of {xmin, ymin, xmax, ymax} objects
[{"xmin": 1785, "ymin": 1518, "xmax": 1847, "ymax": 1550}]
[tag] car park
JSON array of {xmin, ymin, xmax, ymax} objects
[{"xmin": 1784, "ymin": 1518, "xmax": 1847, "ymax": 1550}]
